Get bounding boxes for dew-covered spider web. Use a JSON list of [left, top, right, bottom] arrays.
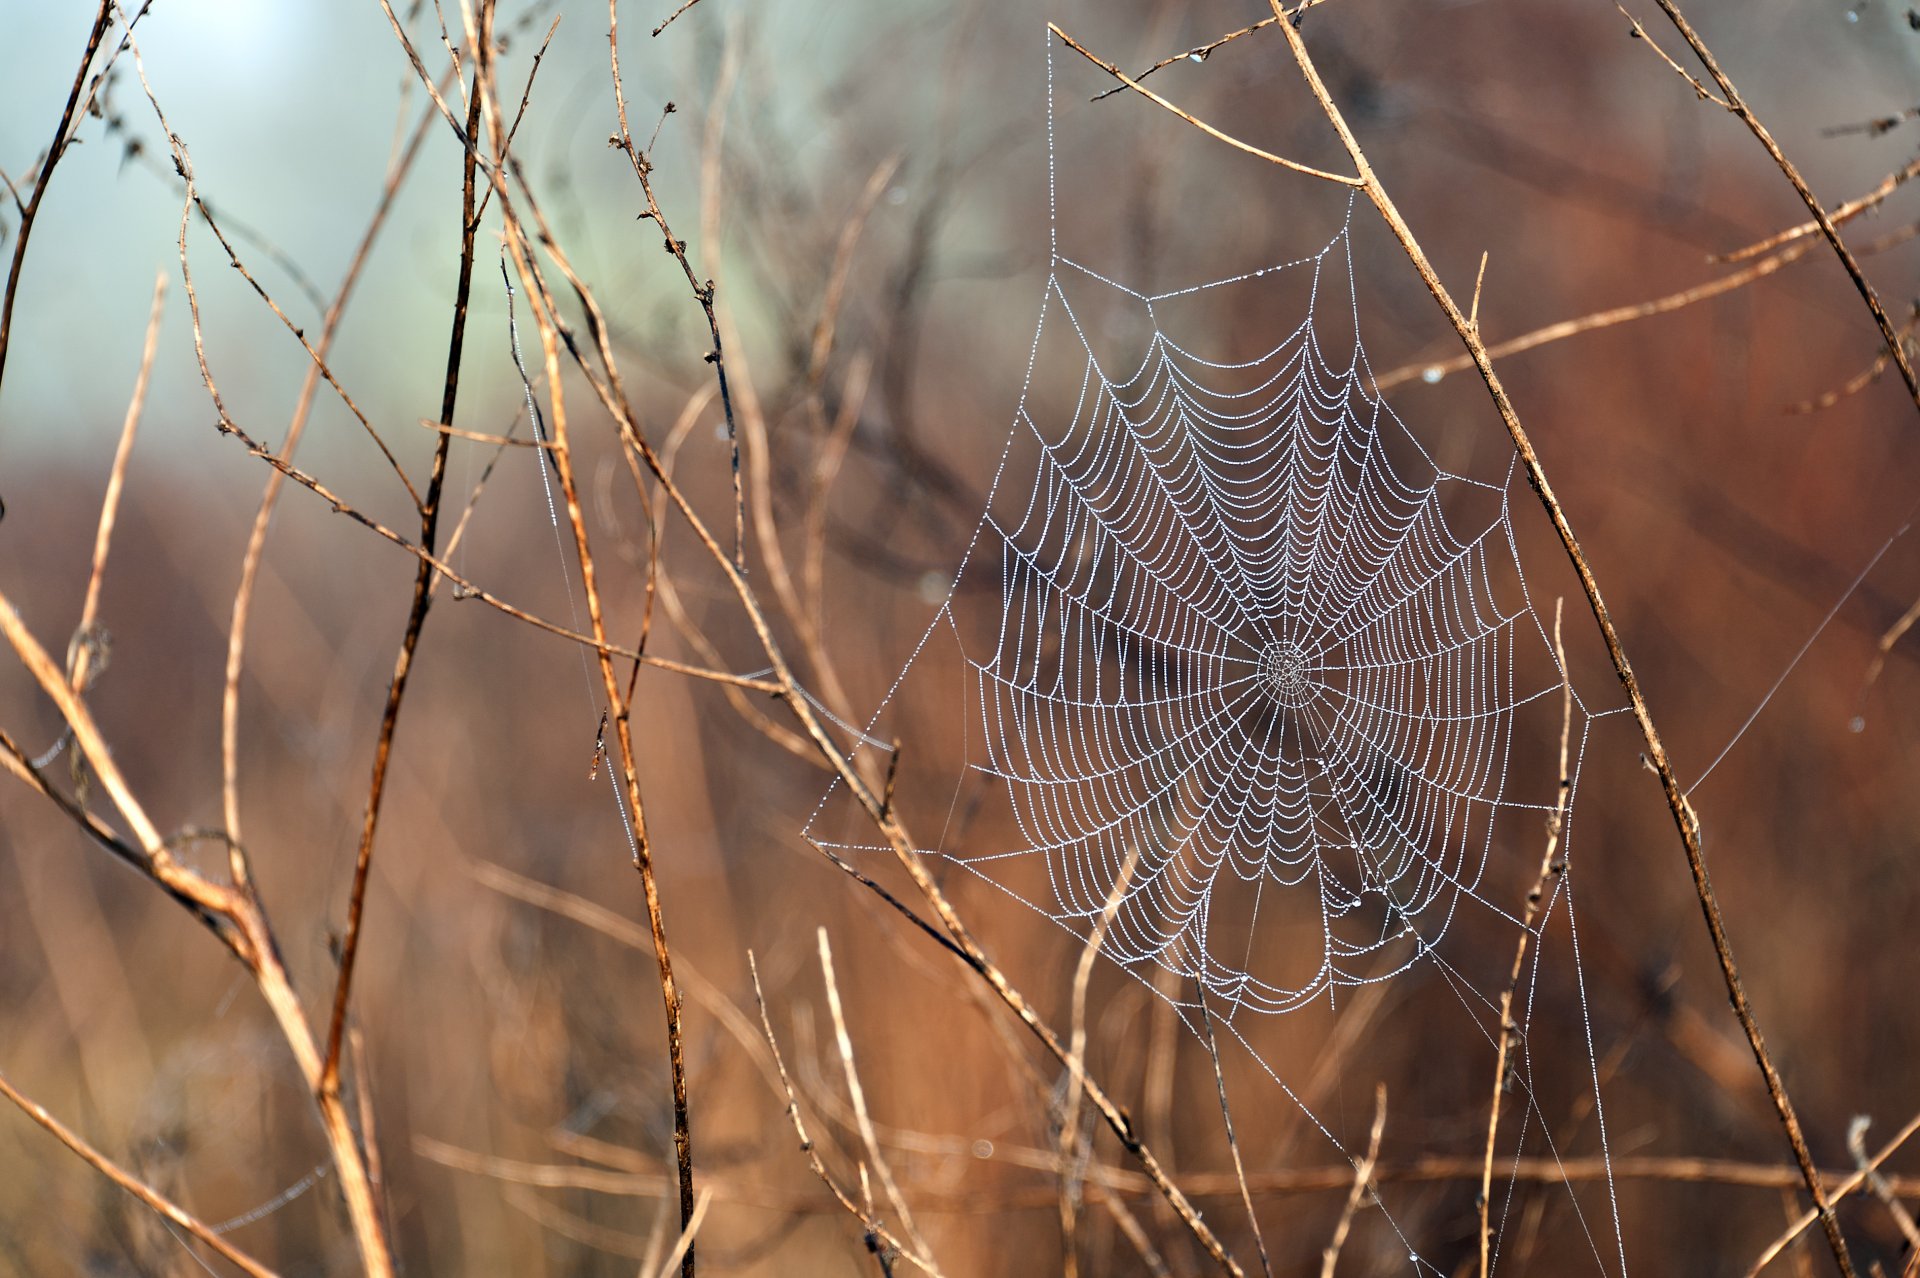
[[808, 33, 1633, 1276]]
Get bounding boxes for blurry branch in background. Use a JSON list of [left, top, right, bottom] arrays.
[[0, 594, 393, 1274], [1636, 0, 1920, 416], [1374, 157, 1920, 394], [1057, 846, 1140, 1278], [0, 1070, 277, 1278], [817, 928, 940, 1271], [753, 952, 936, 1277], [1320, 1084, 1386, 1278]]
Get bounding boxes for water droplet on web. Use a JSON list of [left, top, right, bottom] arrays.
[[1256, 268, 1267, 277], [919, 570, 947, 605], [971, 1139, 994, 1159], [1421, 366, 1444, 384], [1850, 715, 1866, 733]]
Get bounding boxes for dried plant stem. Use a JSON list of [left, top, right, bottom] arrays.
[[317, 15, 484, 1147], [1646, 0, 1919, 418], [0, 1069, 277, 1278], [750, 954, 933, 1276], [0, 1, 113, 406], [1266, 7, 1854, 1274], [71, 269, 166, 693], [1746, 1110, 1920, 1276], [0, 595, 393, 1274], [1049, 25, 1360, 189], [1059, 847, 1140, 1276], [1481, 599, 1573, 1277], [818, 929, 937, 1267], [221, 88, 441, 853], [1320, 1084, 1386, 1278]]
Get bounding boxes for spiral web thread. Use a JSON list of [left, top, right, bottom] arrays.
[[808, 35, 1631, 1275]]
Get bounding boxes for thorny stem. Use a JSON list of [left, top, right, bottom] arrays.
[[1266, 7, 1856, 1275]]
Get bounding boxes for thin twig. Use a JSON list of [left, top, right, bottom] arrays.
[[0, 1070, 277, 1278], [1848, 1118, 1920, 1261], [318, 6, 484, 1107], [72, 269, 166, 694], [1715, 156, 1920, 265], [1050, 24, 1361, 189], [1481, 599, 1573, 1278], [750, 953, 931, 1276], [1267, 7, 1852, 1276], [1647, 0, 1920, 423], [1321, 1084, 1386, 1278], [818, 928, 937, 1268], [1745, 1110, 1920, 1276], [651, 0, 707, 37], [0, 2, 114, 407]]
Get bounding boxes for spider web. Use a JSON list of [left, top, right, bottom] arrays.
[[808, 34, 1630, 1276]]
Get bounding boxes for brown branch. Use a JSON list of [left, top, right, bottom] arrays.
[[1050, 24, 1361, 189], [0, 1069, 277, 1278], [0, 592, 392, 1273], [71, 269, 166, 696], [1647, 0, 1919, 422], [317, 7, 487, 1119], [1267, 7, 1854, 1276], [1374, 226, 1820, 393], [751, 953, 929, 1276], [221, 80, 444, 856], [0, 1, 114, 408], [651, 0, 709, 37]]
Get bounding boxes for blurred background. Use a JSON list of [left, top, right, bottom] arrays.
[[3, 0, 1919, 1273]]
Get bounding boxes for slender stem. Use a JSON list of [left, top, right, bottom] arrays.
[[1648, 0, 1920, 418], [0, 2, 113, 406]]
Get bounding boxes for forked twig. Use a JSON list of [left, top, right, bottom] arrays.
[[0, 594, 393, 1274]]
